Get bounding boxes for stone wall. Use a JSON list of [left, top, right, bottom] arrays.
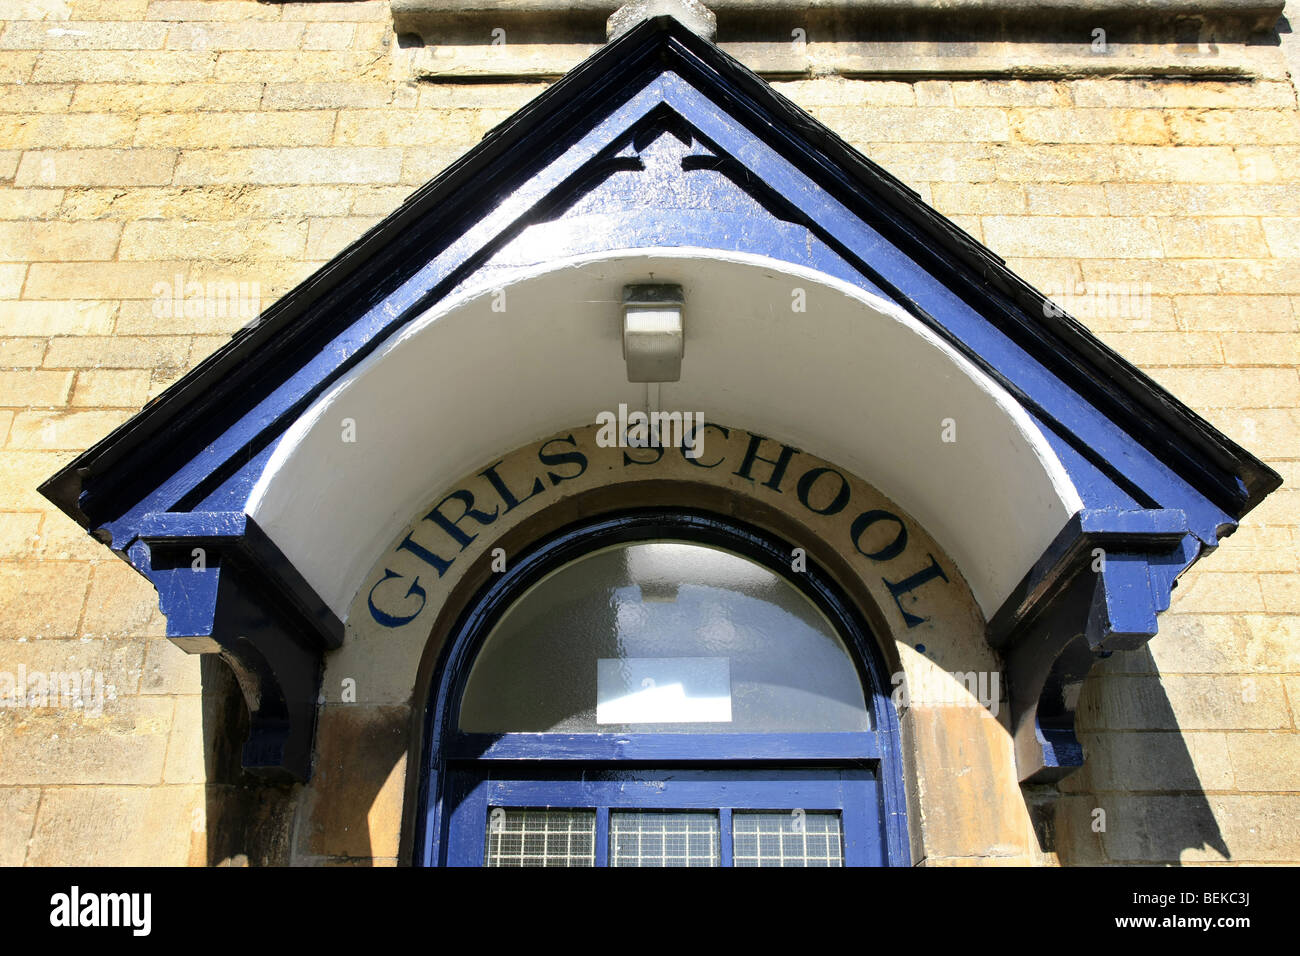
[[0, 0, 1296, 865]]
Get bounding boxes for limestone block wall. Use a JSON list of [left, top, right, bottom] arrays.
[[0, 0, 1295, 865]]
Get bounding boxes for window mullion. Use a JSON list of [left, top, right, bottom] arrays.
[[719, 807, 734, 867], [595, 807, 610, 867]]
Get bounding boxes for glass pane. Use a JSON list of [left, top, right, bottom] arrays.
[[484, 808, 595, 867], [459, 540, 870, 733], [733, 811, 844, 867], [610, 811, 720, 867]]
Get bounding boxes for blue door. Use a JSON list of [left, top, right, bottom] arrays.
[[420, 511, 909, 866]]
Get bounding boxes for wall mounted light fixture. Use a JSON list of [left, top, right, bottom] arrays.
[[622, 283, 684, 382]]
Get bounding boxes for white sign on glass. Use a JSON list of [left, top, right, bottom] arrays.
[[596, 657, 732, 724]]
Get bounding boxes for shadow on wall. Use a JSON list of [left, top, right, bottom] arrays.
[[201, 661, 410, 866], [1032, 646, 1230, 865], [200, 658, 297, 867], [300, 704, 409, 866]]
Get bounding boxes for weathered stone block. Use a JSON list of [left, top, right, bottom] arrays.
[[172, 146, 402, 185], [41, 335, 192, 369], [984, 215, 1163, 259], [0, 221, 121, 261], [0, 560, 90, 639], [14, 148, 176, 187], [0, 187, 63, 219], [1081, 673, 1290, 731], [0, 369, 72, 406], [304, 705, 409, 860], [0, 696, 172, 786], [165, 21, 305, 51], [140, 637, 201, 695], [1229, 733, 1300, 791], [27, 784, 205, 865], [0, 787, 39, 865], [162, 693, 204, 784], [70, 369, 151, 408], [133, 110, 335, 148], [78, 558, 168, 639], [8, 409, 135, 449]]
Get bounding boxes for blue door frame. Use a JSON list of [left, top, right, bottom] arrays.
[[416, 509, 911, 867]]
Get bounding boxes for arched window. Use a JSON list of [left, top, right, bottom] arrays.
[[417, 511, 908, 866]]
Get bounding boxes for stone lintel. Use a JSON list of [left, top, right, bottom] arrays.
[[391, 0, 1285, 42]]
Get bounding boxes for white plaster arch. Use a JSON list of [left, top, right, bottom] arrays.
[[246, 247, 1083, 621]]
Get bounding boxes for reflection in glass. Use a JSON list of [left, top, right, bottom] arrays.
[[459, 540, 870, 733]]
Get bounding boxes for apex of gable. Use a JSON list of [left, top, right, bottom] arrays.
[[608, 1, 717, 40]]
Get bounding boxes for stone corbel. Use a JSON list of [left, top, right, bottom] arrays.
[[125, 512, 343, 783], [988, 509, 1200, 783]]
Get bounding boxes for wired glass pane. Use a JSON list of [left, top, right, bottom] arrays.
[[733, 811, 844, 867], [483, 808, 595, 867], [610, 811, 720, 867]]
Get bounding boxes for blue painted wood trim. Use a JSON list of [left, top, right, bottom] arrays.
[[718, 807, 734, 867], [134, 510, 343, 649], [445, 768, 879, 866], [448, 733, 881, 762], [988, 508, 1191, 647], [595, 808, 610, 868], [987, 508, 1202, 782], [125, 511, 342, 781]]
